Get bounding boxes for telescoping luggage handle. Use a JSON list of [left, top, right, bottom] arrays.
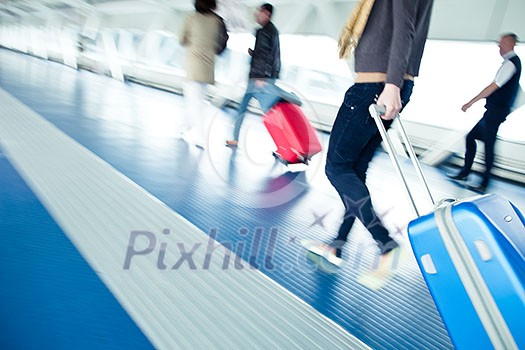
[[369, 104, 435, 217]]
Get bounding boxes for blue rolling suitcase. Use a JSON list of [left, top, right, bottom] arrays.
[[409, 194, 525, 350], [369, 105, 525, 350]]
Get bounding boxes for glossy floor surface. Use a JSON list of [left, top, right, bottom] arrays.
[[1, 48, 524, 349]]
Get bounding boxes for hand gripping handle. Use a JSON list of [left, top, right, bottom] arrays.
[[369, 104, 435, 217]]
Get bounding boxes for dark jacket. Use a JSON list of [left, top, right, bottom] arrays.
[[249, 21, 281, 79]]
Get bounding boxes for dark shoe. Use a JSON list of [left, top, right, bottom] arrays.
[[329, 239, 345, 258], [467, 184, 487, 193], [447, 172, 468, 181], [379, 239, 399, 255]]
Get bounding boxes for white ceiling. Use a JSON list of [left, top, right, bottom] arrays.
[[1, 0, 524, 42]]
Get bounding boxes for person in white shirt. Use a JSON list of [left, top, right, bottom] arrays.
[[448, 33, 521, 192]]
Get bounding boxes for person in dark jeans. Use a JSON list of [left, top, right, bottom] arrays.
[[448, 33, 521, 193], [226, 3, 281, 147], [312, 0, 434, 267], [326, 81, 413, 260]]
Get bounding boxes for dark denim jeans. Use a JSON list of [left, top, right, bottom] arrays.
[[232, 79, 302, 141], [325, 80, 414, 255]]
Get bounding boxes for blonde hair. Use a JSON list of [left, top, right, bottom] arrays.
[[338, 0, 375, 59]]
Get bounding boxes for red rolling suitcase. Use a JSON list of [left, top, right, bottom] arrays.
[[263, 101, 322, 164], [369, 104, 525, 350]]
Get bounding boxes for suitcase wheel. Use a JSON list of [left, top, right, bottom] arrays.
[[272, 151, 289, 165], [272, 151, 310, 166]]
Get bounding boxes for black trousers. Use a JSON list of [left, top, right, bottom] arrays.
[[325, 81, 414, 254], [460, 108, 508, 187]]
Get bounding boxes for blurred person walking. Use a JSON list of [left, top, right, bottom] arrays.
[[448, 33, 521, 193], [180, 0, 228, 149], [225, 3, 281, 148], [307, 0, 434, 269]]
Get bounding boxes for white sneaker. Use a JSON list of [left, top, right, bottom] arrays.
[[357, 247, 406, 290], [301, 239, 344, 267], [180, 129, 206, 149]]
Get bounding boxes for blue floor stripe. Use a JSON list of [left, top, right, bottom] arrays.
[[0, 154, 153, 349]]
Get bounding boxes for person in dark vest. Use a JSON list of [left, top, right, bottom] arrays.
[[449, 33, 521, 192]]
